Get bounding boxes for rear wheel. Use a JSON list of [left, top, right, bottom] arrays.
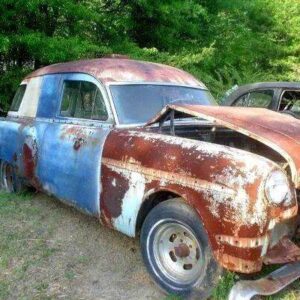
[[140, 198, 222, 299], [0, 161, 25, 193]]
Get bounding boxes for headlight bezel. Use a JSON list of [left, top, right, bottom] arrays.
[[265, 169, 292, 206]]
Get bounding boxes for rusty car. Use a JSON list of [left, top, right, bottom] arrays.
[[221, 82, 300, 119], [1, 58, 300, 299]]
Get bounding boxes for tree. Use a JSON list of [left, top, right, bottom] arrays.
[[0, 0, 299, 108]]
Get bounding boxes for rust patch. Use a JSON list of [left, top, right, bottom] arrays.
[[26, 58, 204, 87], [229, 261, 300, 299], [100, 128, 298, 274], [174, 243, 190, 258], [23, 143, 35, 179], [100, 164, 129, 227], [214, 250, 263, 273], [147, 104, 300, 188], [60, 125, 98, 151], [22, 140, 42, 190], [216, 234, 269, 249]]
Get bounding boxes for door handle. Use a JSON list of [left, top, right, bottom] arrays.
[[73, 137, 85, 150]]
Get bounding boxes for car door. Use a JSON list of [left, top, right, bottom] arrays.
[[36, 73, 114, 216]]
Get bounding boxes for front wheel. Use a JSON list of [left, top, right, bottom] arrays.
[[140, 198, 222, 299]]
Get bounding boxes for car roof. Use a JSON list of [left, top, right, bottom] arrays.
[[25, 58, 206, 88], [235, 81, 300, 90], [222, 81, 300, 105]]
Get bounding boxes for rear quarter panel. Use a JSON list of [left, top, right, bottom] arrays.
[[0, 119, 23, 165]]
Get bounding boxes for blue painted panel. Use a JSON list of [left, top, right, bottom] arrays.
[[37, 74, 62, 118], [0, 119, 49, 179], [37, 73, 99, 119], [37, 122, 110, 215], [35, 73, 112, 215], [0, 120, 22, 164], [0, 72, 111, 217]]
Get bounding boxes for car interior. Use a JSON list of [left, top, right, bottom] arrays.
[[279, 90, 300, 118]]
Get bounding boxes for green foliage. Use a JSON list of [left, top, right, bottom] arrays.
[[211, 271, 236, 299], [0, 0, 299, 107]]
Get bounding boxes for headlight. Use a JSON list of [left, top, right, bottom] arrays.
[[265, 170, 291, 205]]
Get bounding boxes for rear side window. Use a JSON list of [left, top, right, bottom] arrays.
[[234, 90, 273, 108], [10, 85, 27, 111], [279, 90, 300, 118], [60, 81, 108, 121]]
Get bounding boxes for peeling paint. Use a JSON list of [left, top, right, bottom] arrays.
[[147, 104, 300, 188], [100, 128, 298, 274], [112, 170, 146, 236], [26, 58, 205, 88], [1, 59, 299, 279]]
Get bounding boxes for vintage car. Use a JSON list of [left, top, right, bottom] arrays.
[[221, 82, 300, 119], [1, 58, 300, 299]]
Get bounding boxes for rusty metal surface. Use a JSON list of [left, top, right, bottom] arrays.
[[264, 237, 300, 264], [228, 261, 300, 300], [100, 128, 298, 273], [25, 58, 204, 87], [147, 104, 300, 188], [3, 59, 300, 279]]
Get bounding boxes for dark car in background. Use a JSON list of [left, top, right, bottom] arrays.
[[221, 82, 300, 118]]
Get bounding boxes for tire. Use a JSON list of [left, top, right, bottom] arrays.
[[140, 198, 222, 299], [0, 161, 26, 193]]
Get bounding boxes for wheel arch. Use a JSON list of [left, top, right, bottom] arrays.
[[135, 188, 209, 241], [135, 189, 180, 235]]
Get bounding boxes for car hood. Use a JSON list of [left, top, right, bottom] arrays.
[[146, 104, 300, 188]]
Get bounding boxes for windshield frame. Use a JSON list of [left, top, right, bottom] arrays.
[[106, 81, 213, 126]]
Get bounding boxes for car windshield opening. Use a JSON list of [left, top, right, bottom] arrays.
[[110, 84, 216, 124]]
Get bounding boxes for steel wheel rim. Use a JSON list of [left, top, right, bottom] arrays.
[[2, 163, 14, 192], [152, 220, 204, 285]]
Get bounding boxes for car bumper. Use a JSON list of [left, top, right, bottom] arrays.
[[229, 261, 300, 300], [214, 205, 299, 273]]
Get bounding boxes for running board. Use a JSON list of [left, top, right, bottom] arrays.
[[228, 262, 300, 300]]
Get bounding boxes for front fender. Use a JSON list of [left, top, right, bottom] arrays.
[[100, 129, 297, 272]]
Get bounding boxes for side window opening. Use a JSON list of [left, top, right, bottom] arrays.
[[234, 90, 273, 108], [279, 90, 300, 117], [10, 84, 27, 112], [60, 81, 108, 121]]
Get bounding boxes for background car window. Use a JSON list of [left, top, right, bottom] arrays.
[[60, 81, 108, 120], [10, 84, 27, 111], [234, 90, 273, 108], [279, 90, 300, 117]]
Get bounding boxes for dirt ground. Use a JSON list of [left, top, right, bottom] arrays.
[[1, 192, 300, 300], [0, 192, 164, 300]]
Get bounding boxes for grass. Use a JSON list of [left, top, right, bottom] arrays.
[[211, 267, 300, 300], [0, 191, 299, 299], [212, 271, 236, 299], [0, 191, 59, 299]]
